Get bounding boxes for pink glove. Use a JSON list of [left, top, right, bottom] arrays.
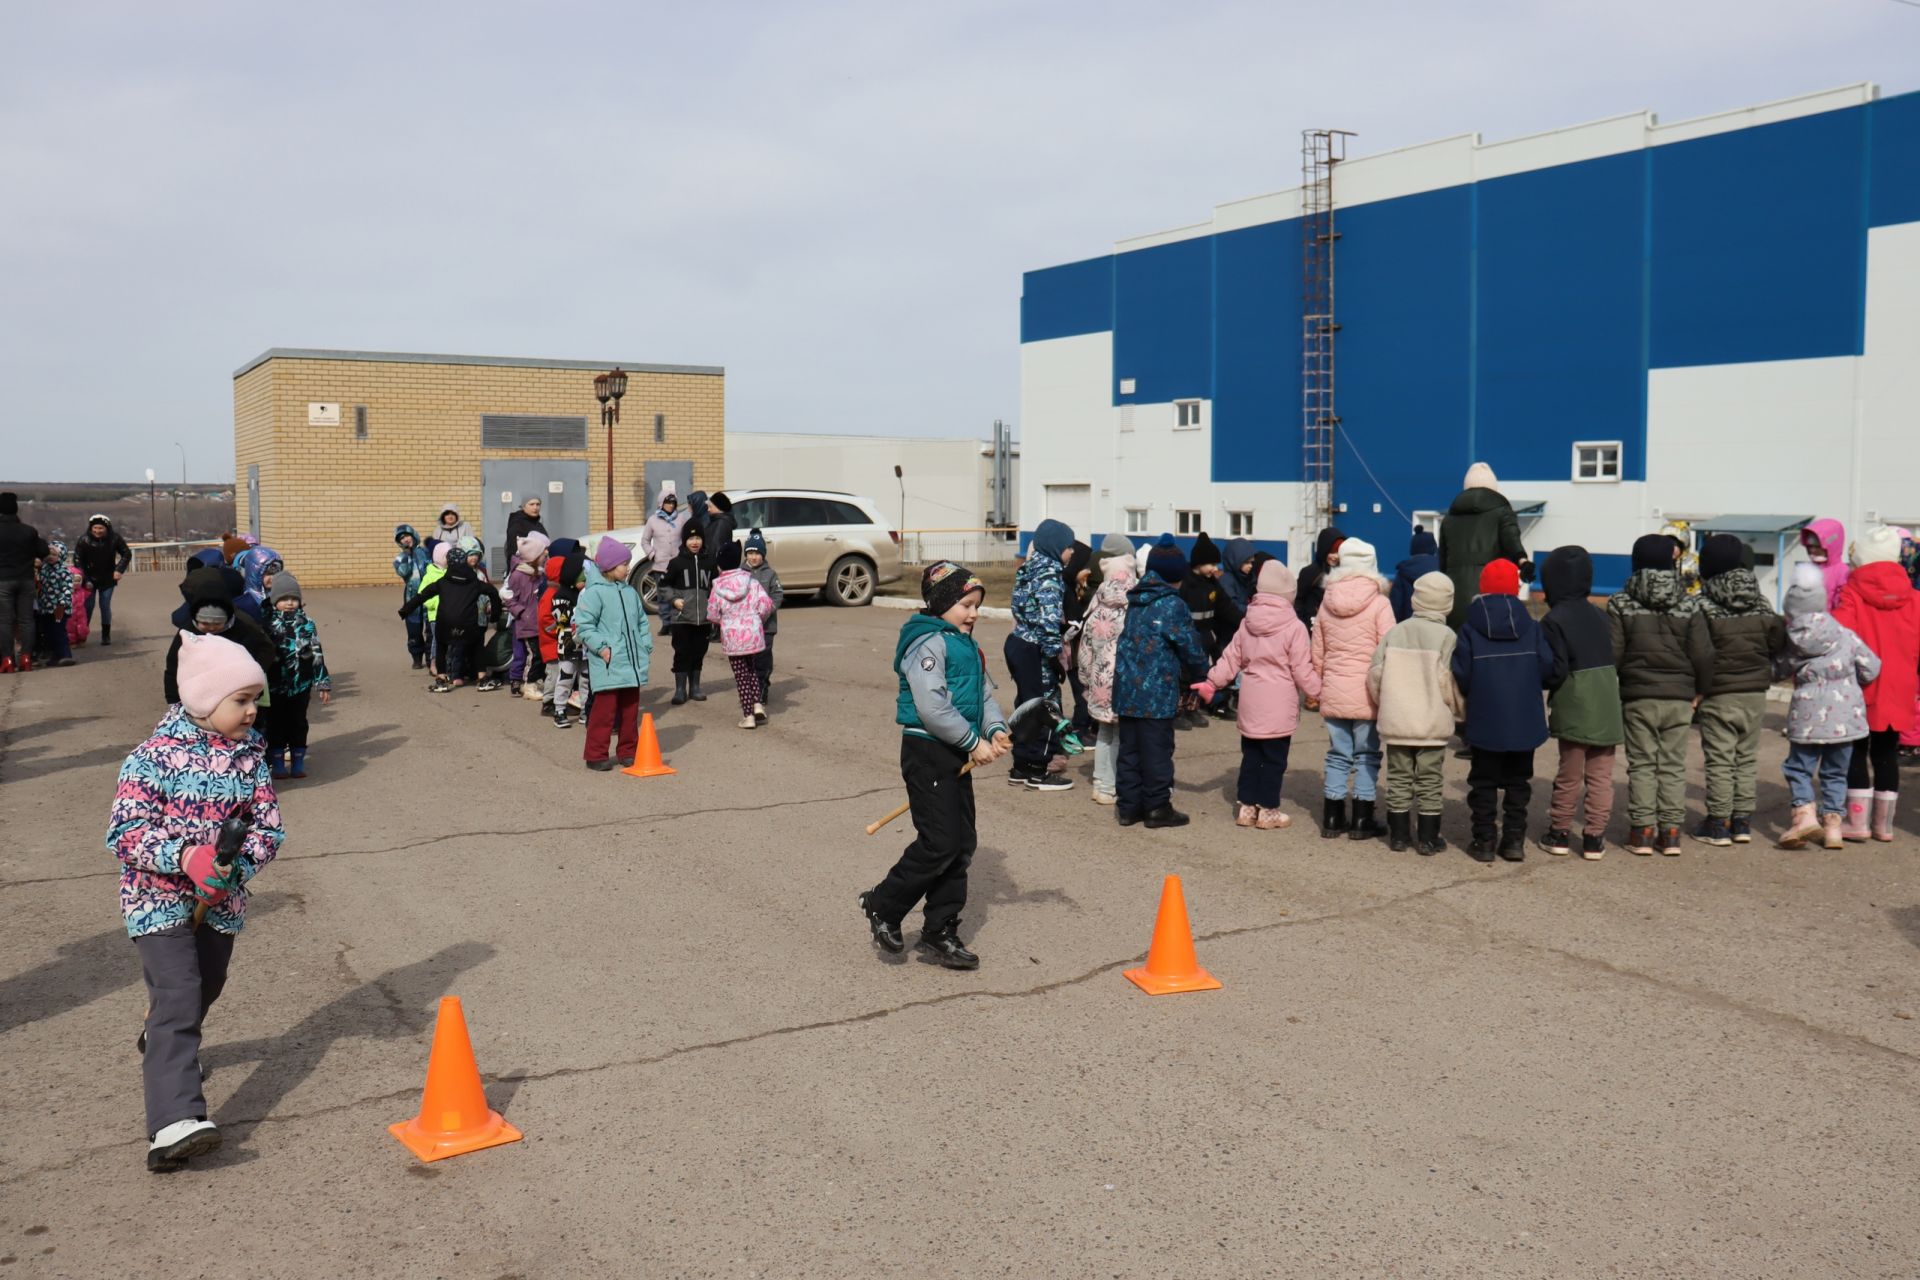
[[181, 845, 235, 904], [1190, 681, 1217, 703]]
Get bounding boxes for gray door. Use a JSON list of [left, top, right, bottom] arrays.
[[246, 466, 261, 539], [480, 459, 591, 576], [644, 460, 695, 515]]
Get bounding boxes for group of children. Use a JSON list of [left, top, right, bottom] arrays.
[[394, 517, 787, 764]]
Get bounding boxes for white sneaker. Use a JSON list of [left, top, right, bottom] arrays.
[[567, 690, 587, 711], [148, 1118, 220, 1171], [521, 684, 544, 702], [752, 702, 768, 724], [1091, 790, 1117, 806], [738, 716, 757, 729]]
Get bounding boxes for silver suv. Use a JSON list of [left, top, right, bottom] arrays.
[[724, 490, 903, 606]]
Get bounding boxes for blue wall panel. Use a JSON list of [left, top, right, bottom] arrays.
[[1650, 109, 1867, 367], [1212, 220, 1304, 482], [1869, 90, 1920, 229], [1020, 255, 1113, 343], [1112, 236, 1212, 404], [1476, 151, 1649, 482], [1330, 186, 1474, 554]]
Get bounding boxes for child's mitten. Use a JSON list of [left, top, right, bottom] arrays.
[[181, 845, 239, 903]]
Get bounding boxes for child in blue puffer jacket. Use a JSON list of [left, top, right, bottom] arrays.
[[392, 524, 431, 668], [1111, 535, 1210, 829], [1006, 518, 1075, 791]]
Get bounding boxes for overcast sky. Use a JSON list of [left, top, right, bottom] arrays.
[[2, 0, 1914, 483]]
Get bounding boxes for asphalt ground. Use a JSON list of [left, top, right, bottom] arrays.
[[2, 572, 1918, 1278]]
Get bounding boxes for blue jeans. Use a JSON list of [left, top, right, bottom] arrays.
[[85, 583, 114, 631], [1784, 741, 1853, 815], [1324, 717, 1381, 801]]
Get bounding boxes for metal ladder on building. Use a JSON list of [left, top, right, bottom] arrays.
[[1300, 128, 1353, 546]]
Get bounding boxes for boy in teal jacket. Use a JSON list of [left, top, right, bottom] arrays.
[[860, 562, 1010, 969]]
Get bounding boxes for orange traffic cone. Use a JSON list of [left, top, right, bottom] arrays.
[[389, 996, 523, 1162], [622, 711, 676, 777], [1123, 874, 1222, 995]]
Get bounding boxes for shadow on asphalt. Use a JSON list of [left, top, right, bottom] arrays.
[[284, 722, 405, 784], [210, 940, 497, 1151], [967, 844, 1076, 933], [0, 894, 297, 1037], [1888, 906, 1920, 951]]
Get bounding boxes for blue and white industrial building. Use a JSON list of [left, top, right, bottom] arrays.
[[1019, 83, 1920, 594]]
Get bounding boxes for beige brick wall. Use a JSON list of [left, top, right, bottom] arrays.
[[233, 355, 724, 586]]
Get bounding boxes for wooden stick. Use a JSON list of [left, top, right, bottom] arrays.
[[864, 760, 980, 835]]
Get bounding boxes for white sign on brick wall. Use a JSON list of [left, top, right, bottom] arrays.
[[308, 402, 340, 426]]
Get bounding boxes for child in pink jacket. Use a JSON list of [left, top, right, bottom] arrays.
[[1311, 537, 1396, 839], [708, 540, 775, 728], [1193, 560, 1321, 829]]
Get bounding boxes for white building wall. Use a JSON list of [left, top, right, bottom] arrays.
[[725, 431, 1017, 538]]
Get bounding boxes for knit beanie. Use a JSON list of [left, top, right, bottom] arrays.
[[591, 535, 630, 573], [175, 631, 267, 717], [1631, 532, 1676, 573], [455, 535, 483, 562], [1478, 558, 1521, 596], [0, 492, 15, 516], [1255, 559, 1296, 600], [1099, 530, 1133, 558], [1463, 462, 1499, 491], [1784, 564, 1827, 617], [1408, 527, 1437, 557], [921, 560, 984, 617], [745, 528, 769, 558], [516, 531, 551, 564], [1189, 531, 1222, 569], [711, 492, 733, 513], [1849, 524, 1902, 568], [1412, 571, 1455, 620], [432, 543, 450, 568], [717, 540, 743, 572], [1145, 533, 1188, 584], [268, 572, 302, 604], [193, 603, 231, 630], [1328, 537, 1378, 582], [1699, 533, 1746, 581]]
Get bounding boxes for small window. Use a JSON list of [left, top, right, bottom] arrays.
[[823, 500, 873, 525], [654, 413, 665, 443], [1228, 510, 1253, 537], [354, 406, 368, 439], [1573, 441, 1621, 483], [1125, 507, 1149, 534], [1176, 509, 1203, 536], [1175, 400, 1203, 430]]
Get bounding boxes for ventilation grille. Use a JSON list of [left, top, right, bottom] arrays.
[[480, 414, 588, 451]]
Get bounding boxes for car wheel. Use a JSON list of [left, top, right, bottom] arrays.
[[826, 555, 875, 607], [640, 572, 660, 615]]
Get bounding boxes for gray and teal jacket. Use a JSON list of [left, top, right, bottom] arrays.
[[267, 606, 331, 697], [894, 613, 1009, 753], [393, 524, 430, 598]]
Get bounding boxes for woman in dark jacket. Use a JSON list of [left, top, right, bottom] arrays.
[[502, 497, 548, 569], [1062, 539, 1094, 732], [1294, 526, 1345, 629], [1438, 463, 1529, 629], [74, 514, 132, 644], [701, 493, 738, 568]]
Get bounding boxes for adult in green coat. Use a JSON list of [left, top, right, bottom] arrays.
[[1438, 462, 1530, 628]]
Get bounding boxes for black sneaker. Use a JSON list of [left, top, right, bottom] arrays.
[[1468, 835, 1497, 863], [1660, 825, 1684, 856], [427, 678, 453, 693], [1116, 808, 1143, 827], [509, 681, 523, 697], [1691, 817, 1732, 847], [1727, 815, 1753, 844], [475, 677, 504, 692], [553, 712, 572, 729], [585, 758, 615, 772], [1143, 806, 1190, 829], [1538, 827, 1573, 856], [858, 891, 904, 954], [1026, 772, 1074, 793], [1581, 833, 1606, 860], [917, 921, 979, 970], [1497, 828, 1526, 862], [1007, 764, 1036, 788], [411, 656, 426, 670]]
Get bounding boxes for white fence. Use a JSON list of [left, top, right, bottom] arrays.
[[899, 528, 1021, 565], [128, 541, 220, 575]]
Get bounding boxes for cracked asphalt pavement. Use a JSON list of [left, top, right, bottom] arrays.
[[4, 573, 1920, 1277]]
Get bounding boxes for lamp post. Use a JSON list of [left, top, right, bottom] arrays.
[[893, 464, 905, 543], [596, 367, 628, 530], [145, 468, 157, 541], [173, 442, 185, 540]]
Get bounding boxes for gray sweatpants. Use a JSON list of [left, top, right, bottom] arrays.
[[0, 576, 32, 661], [135, 926, 234, 1136]]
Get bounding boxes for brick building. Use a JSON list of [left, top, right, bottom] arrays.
[[233, 348, 725, 586]]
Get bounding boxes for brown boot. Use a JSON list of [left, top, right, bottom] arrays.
[[1821, 810, 1845, 851], [1778, 804, 1820, 849], [1871, 791, 1897, 843]]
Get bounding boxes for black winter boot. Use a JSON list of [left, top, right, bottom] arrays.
[[858, 890, 904, 954], [918, 919, 979, 969], [1348, 799, 1386, 841], [1320, 797, 1349, 839], [1468, 830, 1498, 862], [1386, 811, 1412, 852], [1497, 825, 1527, 862], [1416, 813, 1447, 856], [101, 624, 112, 646], [671, 673, 688, 705], [690, 675, 707, 701]]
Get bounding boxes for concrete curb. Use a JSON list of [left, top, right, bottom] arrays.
[[874, 595, 1013, 620]]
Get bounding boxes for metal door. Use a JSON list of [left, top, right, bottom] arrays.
[[480, 459, 590, 576], [644, 460, 694, 516], [246, 466, 261, 539]]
